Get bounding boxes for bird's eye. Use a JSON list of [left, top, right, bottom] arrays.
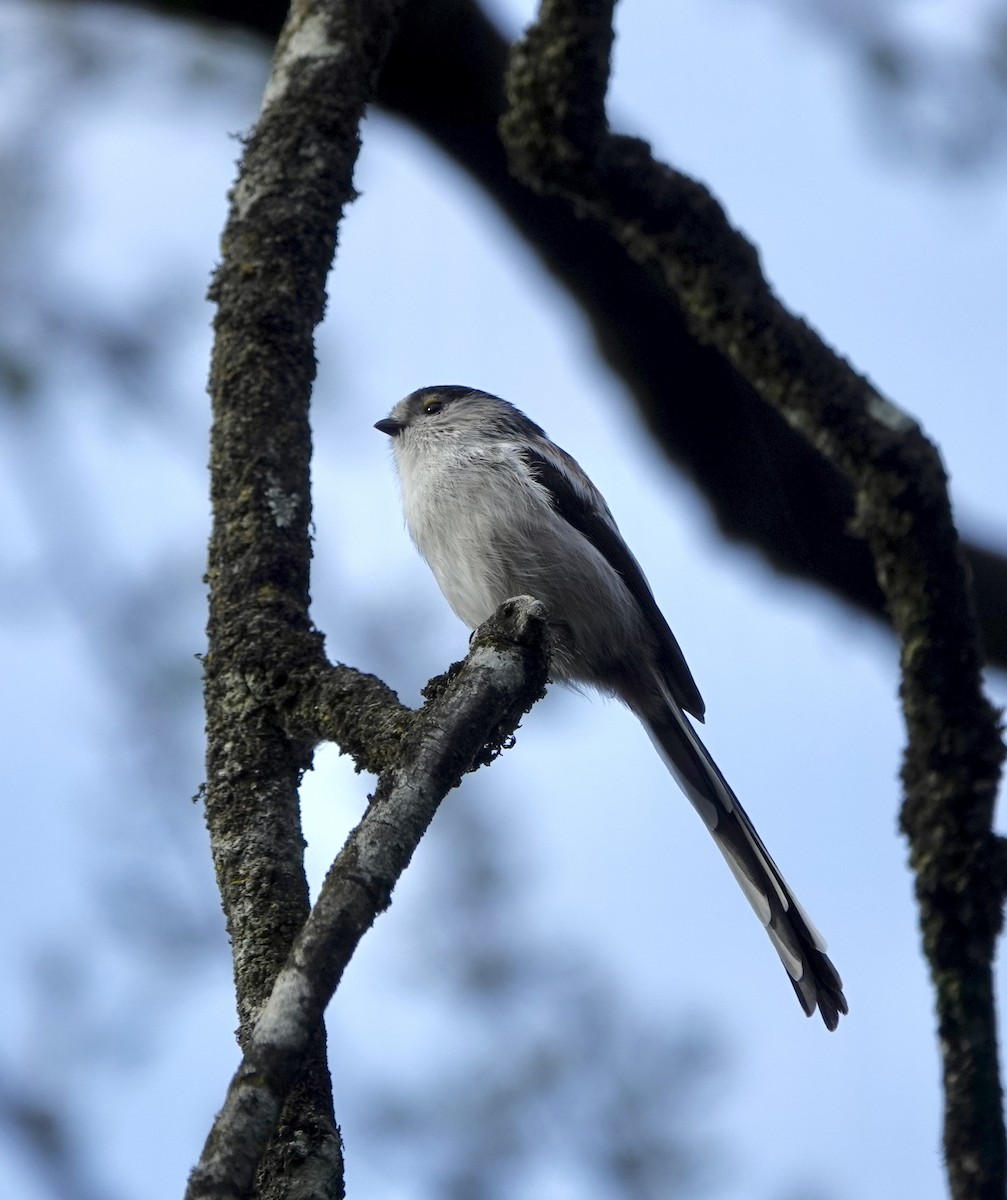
[[423, 398, 443, 415]]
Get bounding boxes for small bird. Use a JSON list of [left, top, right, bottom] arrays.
[[376, 385, 847, 1029]]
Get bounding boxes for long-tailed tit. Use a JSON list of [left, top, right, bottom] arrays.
[[376, 385, 847, 1029]]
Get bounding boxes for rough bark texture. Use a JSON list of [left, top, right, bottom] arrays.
[[135, 0, 1007, 669], [191, 599, 550, 1200], [499, 3, 1006, 1198], [202, 2, 403, 1196], [49, 0, 1001, 1190]]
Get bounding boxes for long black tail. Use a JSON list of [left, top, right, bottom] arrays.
[[641, 700, 847, 1030]]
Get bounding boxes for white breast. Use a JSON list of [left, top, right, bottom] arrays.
[[392, 431, 647, 687], [395, 436, 535, 628]]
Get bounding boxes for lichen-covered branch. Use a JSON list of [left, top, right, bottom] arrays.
[[500, 3, 1007, 1196], [102, 0, 1007, 667], [280, 660, 411, 776], [202, 1, 403, 1197], [188, 598, 550, 1200]]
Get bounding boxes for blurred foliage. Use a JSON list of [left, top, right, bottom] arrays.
[[756, 0, 1007, 173], [0, 10, 255, 1198], [0, 18, 725, 1200], [3, 1, 1000, 1197], [360, 802, 725, 1199]]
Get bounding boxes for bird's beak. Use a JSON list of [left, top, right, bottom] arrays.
[[374, 418, 405, 437]]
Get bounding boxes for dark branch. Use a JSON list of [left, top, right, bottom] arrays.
[[188, 597, 551, 1200], [500, 3, 1006, 1197], [103, 0, 1007, 667], [202, 1, 403, 1197], [281, 661, 410, 776]]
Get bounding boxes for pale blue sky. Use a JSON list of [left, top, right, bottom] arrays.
[[1, 1, 1005, 1198]]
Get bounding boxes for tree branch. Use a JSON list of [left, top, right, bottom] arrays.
[[281, 661, 411, 776], [202, 1, 403, 1196], [121, 0, 1007, 668], [499, 3, 1006, 1197], [188, 597, 551, 1200]]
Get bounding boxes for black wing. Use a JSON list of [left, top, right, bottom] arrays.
[[522, 445, 706, 721]]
